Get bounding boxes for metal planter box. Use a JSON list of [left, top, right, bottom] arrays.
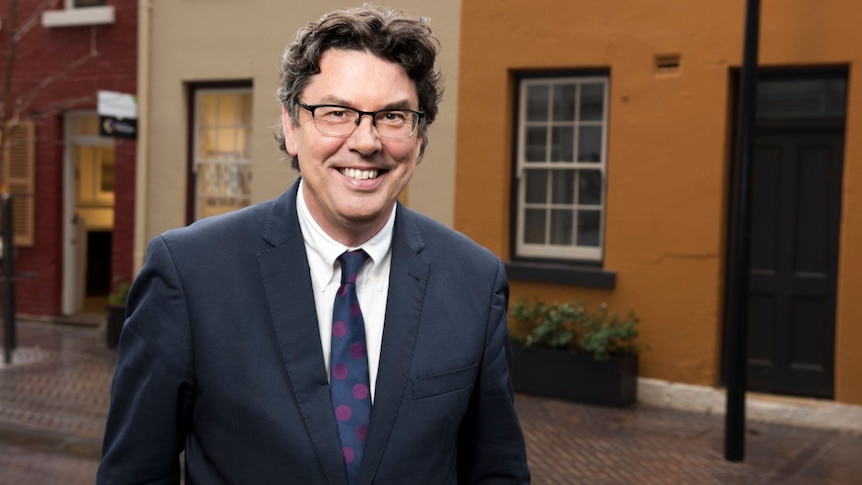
[[510, 344, 638, 407]]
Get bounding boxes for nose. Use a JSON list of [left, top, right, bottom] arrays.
[[347, 114, 382, 154]]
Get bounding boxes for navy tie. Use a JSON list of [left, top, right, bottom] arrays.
[[330, 250, 371, 483]]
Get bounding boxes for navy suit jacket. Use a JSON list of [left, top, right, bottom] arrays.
[[97, 181, 530, 484]]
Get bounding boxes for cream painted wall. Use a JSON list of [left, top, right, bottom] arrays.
[[142, 0, 460, 246]]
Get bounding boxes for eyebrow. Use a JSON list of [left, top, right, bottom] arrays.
[[314, 95, 416, 111]]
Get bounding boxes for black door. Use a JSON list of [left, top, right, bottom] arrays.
[[746, 129, 843, 398]]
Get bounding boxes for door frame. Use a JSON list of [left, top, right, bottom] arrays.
[[721, 66, 848, 398], [61, 111, 115, 315]]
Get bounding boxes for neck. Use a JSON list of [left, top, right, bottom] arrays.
[[323, 219, 385, 248]]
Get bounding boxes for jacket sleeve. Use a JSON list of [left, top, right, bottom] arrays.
[[457, 259, 531, 483], [97, 235, 195, 485]]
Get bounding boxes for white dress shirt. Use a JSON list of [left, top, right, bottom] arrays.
[[296, 181, 393, 402]]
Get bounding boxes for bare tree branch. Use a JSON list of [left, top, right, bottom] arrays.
[[12, 0, 62, 43], [1, 0, 21, 192], [28, 94, 94, 121], [12, 26, 99, 121]]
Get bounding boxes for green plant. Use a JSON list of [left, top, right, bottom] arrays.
[[508, 297, 644, 361], [107, 279, 131, 307]]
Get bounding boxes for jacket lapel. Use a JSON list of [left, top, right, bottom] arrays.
[[358, 205, 429, 485], [257, 181, 347, 485]]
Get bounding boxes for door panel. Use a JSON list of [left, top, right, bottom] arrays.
[[746, 132, 842, 398]]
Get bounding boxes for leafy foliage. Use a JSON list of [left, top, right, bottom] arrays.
[[107, 279, 131, 307], [508, 297, 644, 361]]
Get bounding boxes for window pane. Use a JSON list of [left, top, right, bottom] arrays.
[[577, 125, 602, 162], [577, 210, 601, 247], [526, 85, 549, 121], [100, 147, 115, 192], [552, 84, 576, 121], [577, 169, 602, 205], [242, 127, 253, 158], [198, 94, 216, 127], [524, 209, 546, 244], [71, 115, 99, 135], [550, 209, 574, 245], [580, 83, 604, 121], [235, 128, 248, 159], [525, 169, 548, 204], [217, 93, 237, 125], [198, 162, 251, 199], [551, 169, 574, 204], [551, 126, 574, 162], [239, 92, 253, 125], [196, 161, 252, 218], [198, 128, 214, 159], [525, 127, 547, 162]]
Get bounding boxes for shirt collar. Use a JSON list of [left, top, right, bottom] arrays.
[[297, 180, 394, 291]]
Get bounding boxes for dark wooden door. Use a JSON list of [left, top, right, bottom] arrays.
[[746, 130, 843, 398]]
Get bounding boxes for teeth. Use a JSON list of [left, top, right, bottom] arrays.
[[341, 168, 378, 180]]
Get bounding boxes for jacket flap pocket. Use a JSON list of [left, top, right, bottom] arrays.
[[412, 363, 478, 399]]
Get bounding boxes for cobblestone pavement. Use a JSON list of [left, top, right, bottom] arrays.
[[1, 320, 861, 484], [518, 395, 862, 484]]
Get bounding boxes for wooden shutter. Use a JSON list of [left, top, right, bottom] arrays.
[[2, 121, 36, 247]]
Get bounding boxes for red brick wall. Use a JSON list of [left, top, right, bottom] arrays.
[[112, 138, 136, 287], [1, 0, 138, 316]]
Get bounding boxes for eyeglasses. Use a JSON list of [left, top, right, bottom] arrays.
[[297, 101, 424, 139]]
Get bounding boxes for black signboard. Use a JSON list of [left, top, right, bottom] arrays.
[[99, 116, 137, 139]]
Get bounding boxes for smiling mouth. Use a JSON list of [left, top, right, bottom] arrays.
[[339, 167, 382, 180]]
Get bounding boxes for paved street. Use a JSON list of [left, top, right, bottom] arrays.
[[1, 320, 861, 484]]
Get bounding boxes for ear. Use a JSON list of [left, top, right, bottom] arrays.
[[281, 105, 298, 157]]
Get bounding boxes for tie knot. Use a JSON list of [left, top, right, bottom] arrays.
[[338, 250, 368, 284]]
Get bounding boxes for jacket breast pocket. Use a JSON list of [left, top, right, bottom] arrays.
[[412, 363, 478, 400]]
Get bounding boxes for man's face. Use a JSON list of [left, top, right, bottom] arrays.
[[282, 49, 421, 245]]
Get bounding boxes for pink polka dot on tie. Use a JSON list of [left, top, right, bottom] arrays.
[[333, 363, 348, 380], [348, 273, 359, 284], [356, 425, 368, 442], [350, 301, 362, 317], [338, 285, 348, 297], [336, 404, 352, 421], [349, 343, 366, 359], [333, 321, 348, 338], [343, 446, 355, 464], [353, 383, 369, 400]]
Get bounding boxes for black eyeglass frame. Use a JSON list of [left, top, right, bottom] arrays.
[[296, 101, 425, 139]]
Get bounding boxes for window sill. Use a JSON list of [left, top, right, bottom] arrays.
[[42, 6, 115, 28], [505, 261, 616, 289]]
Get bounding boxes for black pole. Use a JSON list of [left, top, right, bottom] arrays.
[[2, 194, 16, 365], [725, 0, 761, 462]]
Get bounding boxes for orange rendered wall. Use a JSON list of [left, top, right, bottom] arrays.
[[456, 0, 862, 404]]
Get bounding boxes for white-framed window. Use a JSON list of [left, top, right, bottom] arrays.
[[514, 75, 609, 262], [191, 87, 253, 221], [42, 0, 115, 28]]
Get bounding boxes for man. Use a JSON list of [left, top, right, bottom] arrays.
[[98, 6, 529, 484]]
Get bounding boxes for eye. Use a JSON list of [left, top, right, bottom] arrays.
[[378, 111, 409, 124], [318, 107, 351, 121]]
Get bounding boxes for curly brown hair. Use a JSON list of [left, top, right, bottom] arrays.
[[275, 5, 443, 169]]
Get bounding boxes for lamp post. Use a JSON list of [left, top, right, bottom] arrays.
[[725, 0, 761, 462]]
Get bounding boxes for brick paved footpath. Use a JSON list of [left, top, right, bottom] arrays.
[[1, 320, 861, 484]]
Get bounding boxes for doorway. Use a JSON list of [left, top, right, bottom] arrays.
[[62, 112, 116, 315], [726, 69, 846, 399]]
